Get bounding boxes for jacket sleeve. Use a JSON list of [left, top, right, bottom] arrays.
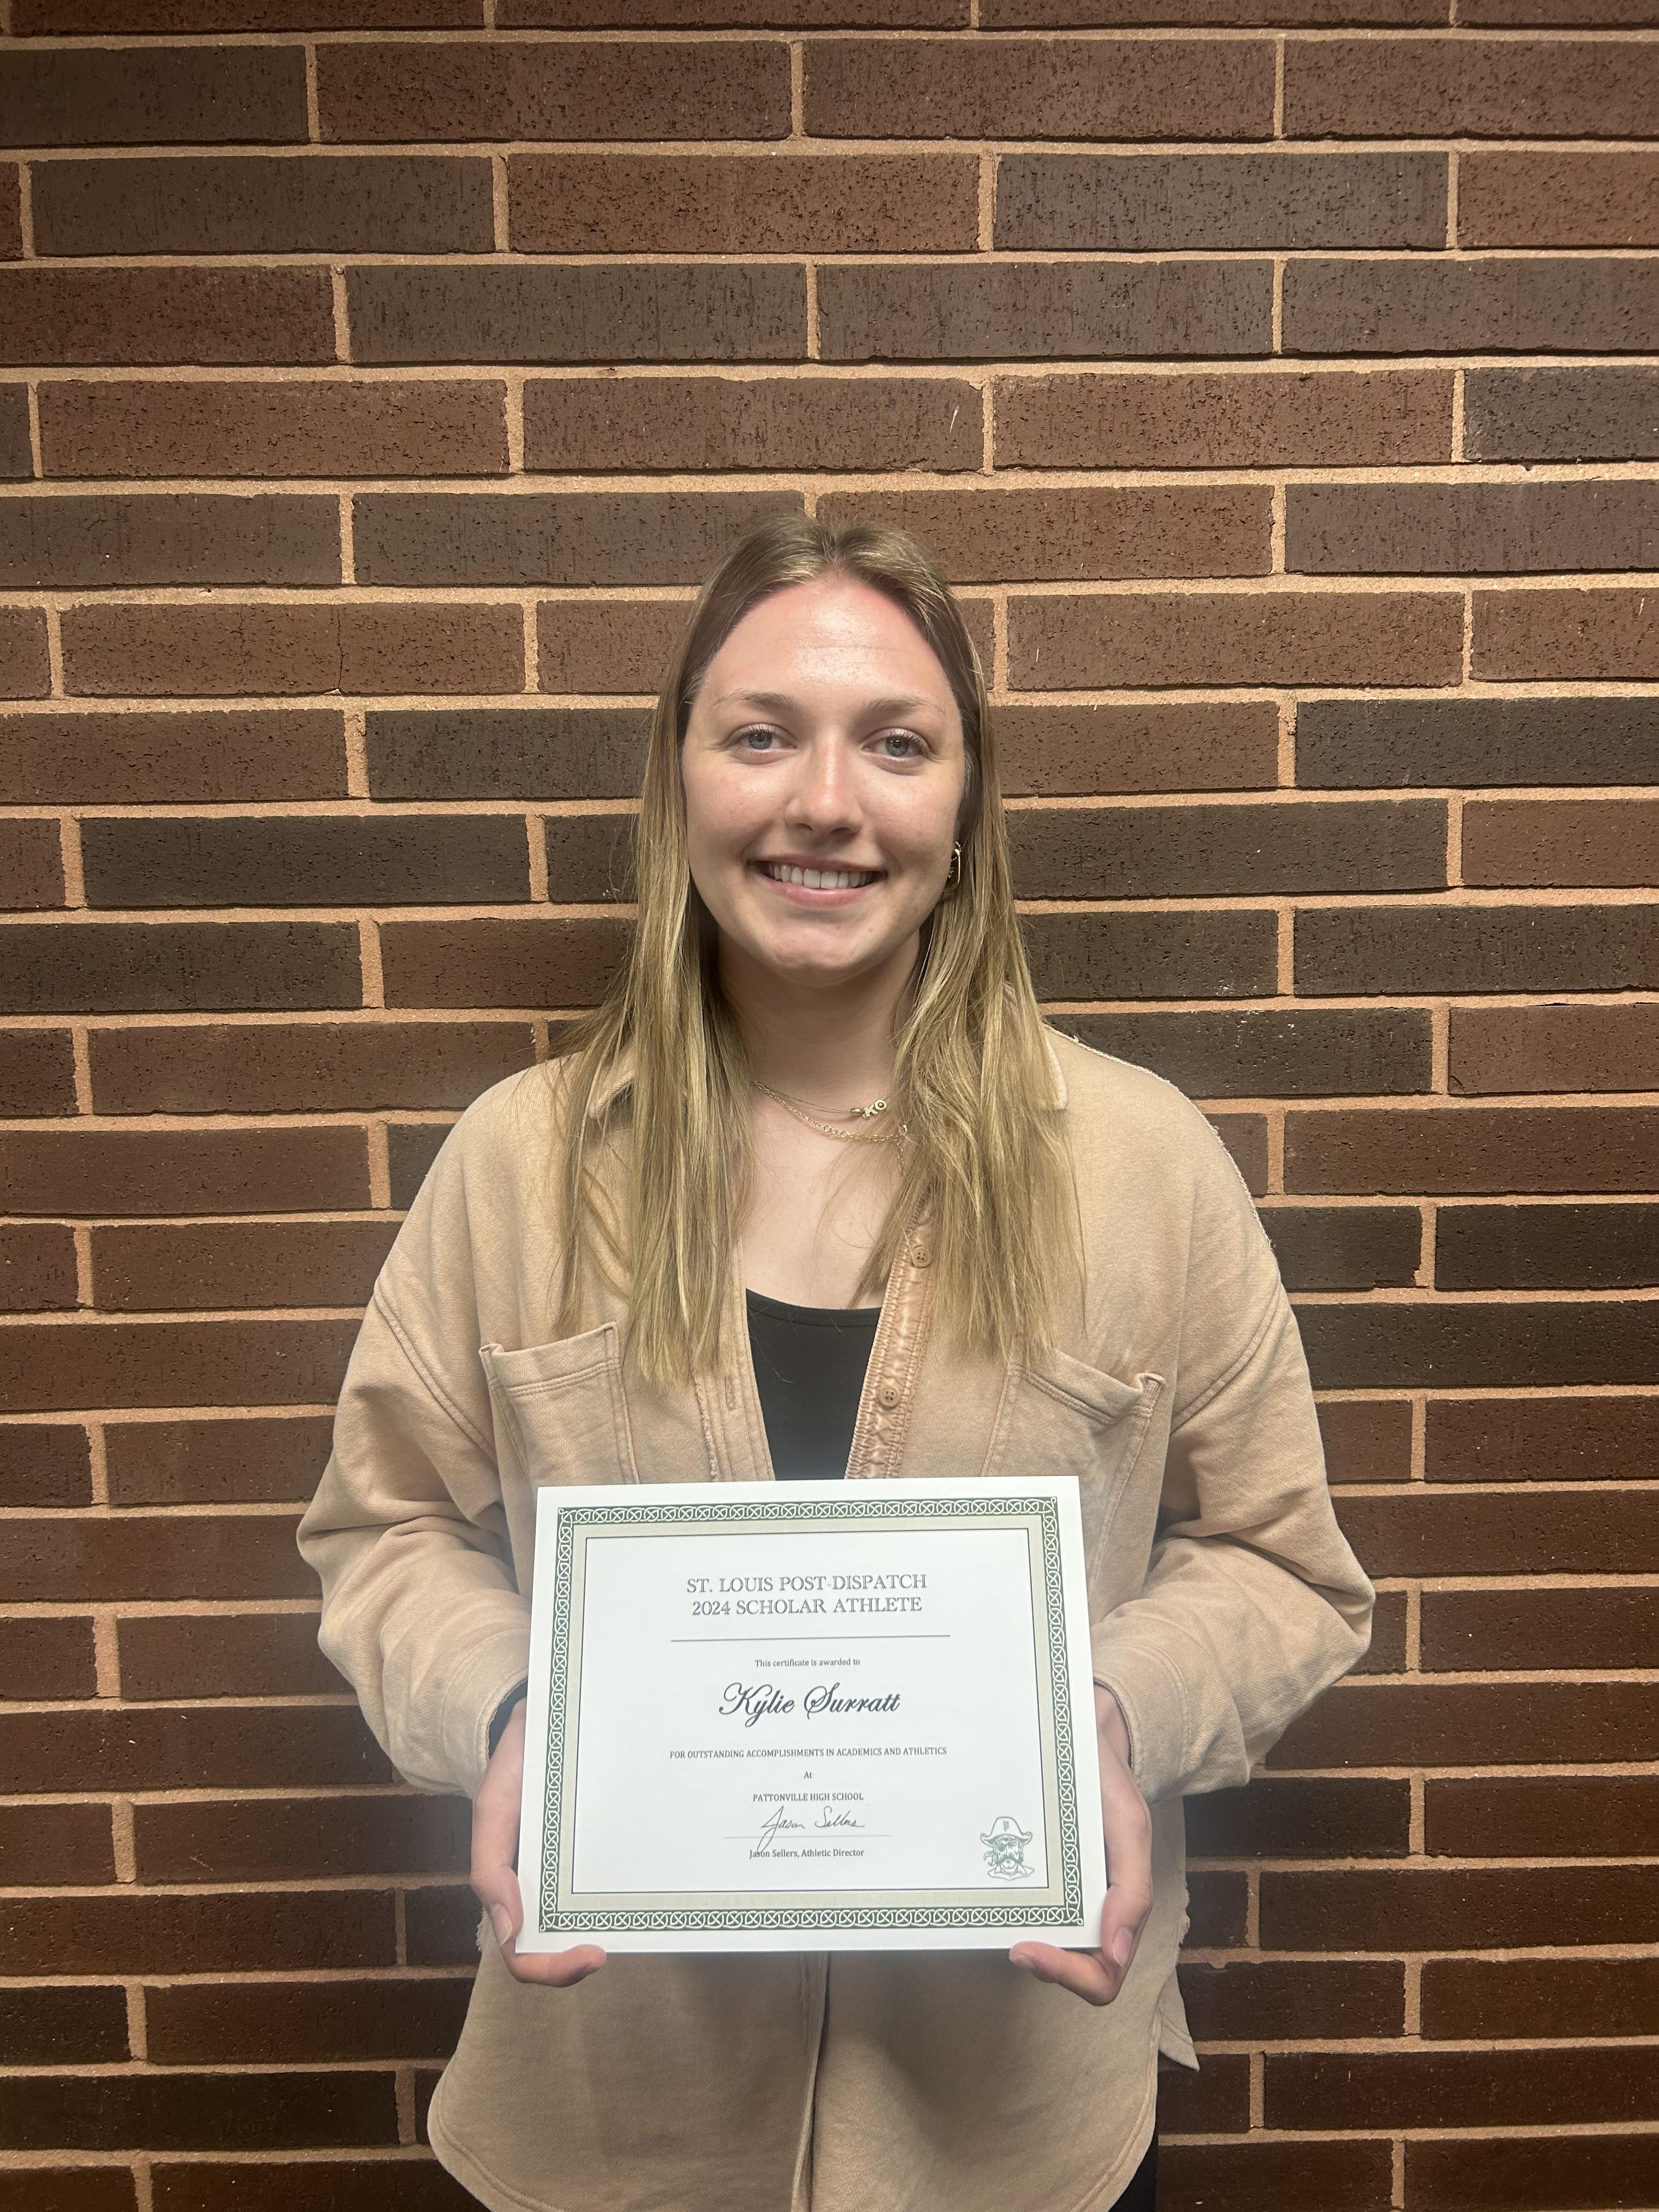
[[296, 1095, 535, 1800], [1090, 1118, 1375, 1807]]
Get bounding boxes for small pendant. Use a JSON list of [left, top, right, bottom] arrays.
[[848, 1098, 889, 1121]]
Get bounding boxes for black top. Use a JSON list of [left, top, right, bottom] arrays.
[[746, 1288, 881, 1482]]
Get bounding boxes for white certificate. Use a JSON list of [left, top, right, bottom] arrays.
[[516, 1477, 1107, 1953]]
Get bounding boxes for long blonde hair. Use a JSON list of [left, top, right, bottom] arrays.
[[555, 516, 1076, 1383]]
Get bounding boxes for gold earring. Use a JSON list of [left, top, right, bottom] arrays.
[[944, 843, 962, 891]]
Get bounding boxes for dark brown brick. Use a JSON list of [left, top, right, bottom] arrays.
[[1427, 1393, 1659, 1482], [1009, 590, 1461, 689], [0, 818, 64, 909], [0, 268, 335, 366], [0, 168, 18, 259], [2, 709, 346, 803], [994, 368, 1453, 469], [505, 0, 961, 15], [1066, 1008, 1431, 1098], [524, 374, 981, 475], [0, 1421, 92, 1506], [1298, 1298, 1659, 1391], [349, 264, 805, 366], [43, 378, 509, 481], [1, 1126, 366, 1217], [1291, 479, 1659, 574], [1465, 366, 1659, 462], [541, 812, 634, 902], [119, 1611, 341, 1700], [0, 922, 360, 1014], [1274, 1677, 1659, 1769], [1011, 797, 1444, 898], [0, 608, 50, 696], [1438, 1200, 1659, 1288], [1284, 257, 1659, 356], [1318, 1397, 1413, 1484], [18, 0, 481, 22], [1023, 910, 1278, 1002], [0, 1317, 358, 1413], [135, 1792, 469, 1884], [1287, 1105, 1659, 1194], [35, 156, 493, 257], [319, 38, 789, 142], [1156, 2052, 1248, 2133], [1425, 1778, 1659, 1861], [998, 151, 1444, 250], [0, 383, 32, 476], [388, 1120, 457, 1207], [0, 1801, 114, 1885], [0, 1708, 389, 1800], [0, 492, 338, 588], [1409, 2134, 1659, 2212], [354, 489, 801, 589], [150, 2162, 471, 2212], [91, 1218, 398, 1312], [1273, 2048, 1659, 2137], [0, 45, 307, 146], [1260, 1204, 1420, 1290], [819, 259, 1272, 363], [367, 707, 648, 800], [404, 1883, 485, 1967], [381, 914, 628, 1009], [1184, 1775, 1411, 1859], [0, 2070, 398, 2154], [806, 36, 1273, 138], [1356, 1588, 1409, 1674], [1295, 696, 1658, 789], [106, 1414, 335, 1506], [984, 0, 1441, 16], [149, 1977, 471, 2066], [10, 1510, 311, 1601], [1262, 1864, 1659, 1951], [92, 1020, 534, 1116], [0, 1613, 96, 1697], [0, 1029, 77, 1116], [511, 152, 976, 253], [1208, 1112, 1268, 1195], [0, 2174, 133, 2212], [1180, 1960, 1404, 2041], [1160, 2141, 1391, 2212], [1465, 0, 1659, 16], [1476, 586, 1659, 681], [1185, 1869, 1248, 1949], [1460, 150, 1659, 248], [1296, 902, 1659, 998], [1000, 703, 1279, 796], [819, 486, 1271, 582], [61, 602, 524, 698], [1423, 1589, 1659, 1673], [0, 1985, 128, 2064], [82, 814, 530, 910], [1285, 35, 1659, 136], [1340, 1485, 1659, 1576]]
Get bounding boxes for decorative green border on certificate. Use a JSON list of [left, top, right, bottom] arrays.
[[537, 1493, 1082, 1934]]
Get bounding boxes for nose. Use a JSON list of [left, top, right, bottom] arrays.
[[782, 735, 860, 838]]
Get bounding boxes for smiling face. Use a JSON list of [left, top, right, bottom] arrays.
[[679, 575, 968, 1001]]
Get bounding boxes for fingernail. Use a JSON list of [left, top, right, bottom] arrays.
[[490, 1905, 513, 1949], [1111, 1929, 1133, 1967]]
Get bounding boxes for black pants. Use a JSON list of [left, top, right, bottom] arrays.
[[1110, 2131, 1158, 2212]]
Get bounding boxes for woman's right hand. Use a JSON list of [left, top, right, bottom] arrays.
[[471, 1699, 607, 1987]]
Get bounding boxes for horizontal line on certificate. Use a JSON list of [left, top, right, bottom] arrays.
[[669, 1633, 952, 1644]]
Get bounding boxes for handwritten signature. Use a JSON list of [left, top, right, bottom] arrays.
[[753, 1804, 866, 1853]]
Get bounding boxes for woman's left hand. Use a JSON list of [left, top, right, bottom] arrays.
[[1008, 1684, 1153, 2005]]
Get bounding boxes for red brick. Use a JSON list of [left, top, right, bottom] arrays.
[[148, 1976, 472, 2064], [1286, 1105, 1659, 1193], [0, 1126, 368, 1217], [0, 1318, 359, 1414], [105, 1414, 335, 1506], [0, 1421, 92, 1506], [0, 608, 51, 696], [1451, 1003, 1659, 1095], [0, 1220, 76, 1311], [1009, 590, 1462, 689], [0, 1030, 77, 1116], [0, 1613, 96, 1698], [1285, 34, 1659, 136], [1262, 1864, 1659, 1951], [0, 45, 307, 146], [1160, 2141, 1391, 2212], [511, 153, 977, 253], [0, 1802, 115, 1886], [118, 1610, 343, 1699], [1181, 1960, 1404, 2040], [0, 268, 335, 366], [0, 922, 361, 1015], [91, 1020, 533, 1116], [1423, 1588, 1658, 1672], [2, 710, 347, 803], [380, 915, 628, 1009], [994, 368, 1452, 469], [0, 492, 340, 589], [819, 487, 1271, 583], [42, 379, 509, 481], [318, 39, 789, 142], [134, 1792, 469, 1883], [523, 374, 981, 475], [0, 1707, 389, 1799], [150, 2163, 471, 2212], [11, 1510, 312, 1601], [1317, 1397, 1413, 1483], [61, 602, 524, 699], [354, 489, 800, 589], [999, 703, 1278, 796], [1184, 1775, 1411, 1859], [1408, 2134, 1659, 2212], [1285, 257, 1659, 356], [805, 36, 1274, 139], [1272, 1678, 1659, 1769], [1425, 1777, 1659, 1861], [0, 817, 64, 909], [1426, 1393, 1659, 1482], [0, 2070, 398, 2153], [1475, 587, 1659, 682], [1460, 150, 1659, 247], [0, 1984, 128, 2063]]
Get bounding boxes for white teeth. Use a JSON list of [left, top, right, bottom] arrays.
[[763, 863, 875, 890]]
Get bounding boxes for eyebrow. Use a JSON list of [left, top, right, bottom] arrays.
[[711, 689, 941, 718]]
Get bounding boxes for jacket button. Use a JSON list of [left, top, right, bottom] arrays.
[[910, 1244, 932, 1267], [877, 1382, 901, 1409]]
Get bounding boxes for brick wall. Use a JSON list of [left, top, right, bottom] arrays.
[[1, 2, 1656, 2208]]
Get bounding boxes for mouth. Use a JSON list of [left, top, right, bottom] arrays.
[[754, 860, 883, 893]]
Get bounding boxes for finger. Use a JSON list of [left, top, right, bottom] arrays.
[[1097, 1739, 1154, 1980], [471, 1862, 607, 1986], [1008, 1940, 1120, 2007]]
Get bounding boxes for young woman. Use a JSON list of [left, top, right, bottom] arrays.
[[300, 518, 1373, 2212]]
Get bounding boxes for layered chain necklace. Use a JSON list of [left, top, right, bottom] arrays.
[[753, 1081, 905, 1146]]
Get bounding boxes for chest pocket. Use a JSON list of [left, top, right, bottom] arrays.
[[479, 1324, 639, 1489], [984, 1348, 1164, 1596]]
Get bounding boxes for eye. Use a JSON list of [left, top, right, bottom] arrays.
[[729, 724, 784, 752], [873, 730, 926, 759]]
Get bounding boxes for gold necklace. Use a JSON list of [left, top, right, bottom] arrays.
[[754, 1081, 904, 1146]]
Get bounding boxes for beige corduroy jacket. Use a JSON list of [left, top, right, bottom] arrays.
[[298, 1028, 1373, 2212]]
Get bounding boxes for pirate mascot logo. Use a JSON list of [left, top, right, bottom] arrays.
[[980, 1815, 1035, 1882]]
